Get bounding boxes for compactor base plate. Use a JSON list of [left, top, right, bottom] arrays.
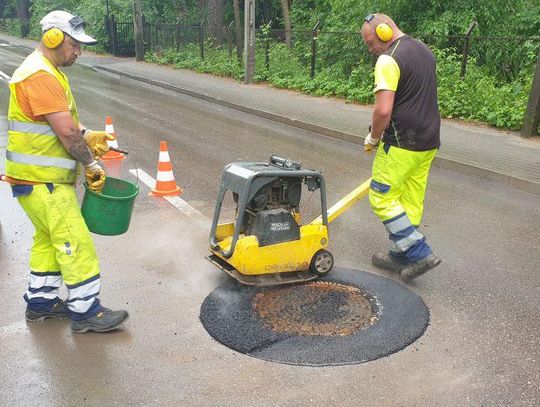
[[206, 254, 319, 286]]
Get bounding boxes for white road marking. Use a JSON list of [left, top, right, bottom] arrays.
[[129, 168, 211, 227], [0, 70, 11, 81]]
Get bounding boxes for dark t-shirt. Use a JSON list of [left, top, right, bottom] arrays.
[[377, 35, 441, 151]]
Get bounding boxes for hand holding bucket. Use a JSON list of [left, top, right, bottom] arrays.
[[81, 174, 139, 236], [81, 123, 138, 236]]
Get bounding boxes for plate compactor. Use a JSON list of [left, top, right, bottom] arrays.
[[207, 155, 371, 286]]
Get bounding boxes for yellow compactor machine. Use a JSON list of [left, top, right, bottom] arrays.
[[207, 155, 370, 286]]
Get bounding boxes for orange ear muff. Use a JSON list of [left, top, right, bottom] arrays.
[[43, 28, 64, 49], [375, 23, 393, 42]]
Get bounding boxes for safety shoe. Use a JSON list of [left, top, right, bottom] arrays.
[[25, 300, 70, 322], [71, 308, 129, 334], [372, 252, 409, 273], [400, 254, 442, 282]]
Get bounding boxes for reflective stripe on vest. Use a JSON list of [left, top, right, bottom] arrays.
[[6, 150, 77, 170], [8, 120, 56, 136]]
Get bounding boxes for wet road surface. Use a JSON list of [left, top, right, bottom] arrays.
[[0, 45, 539, 406]]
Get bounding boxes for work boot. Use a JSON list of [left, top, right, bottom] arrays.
[[71, 308, 129, 334], [400, 254, 442, 282], [26, 299, 70, 322], [372, 252, 409, 273]]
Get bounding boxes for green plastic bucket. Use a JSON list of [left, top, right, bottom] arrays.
[[81, 177, 139, 236]]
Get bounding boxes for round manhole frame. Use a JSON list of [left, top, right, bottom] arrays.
[[252, 280, 380, 337], [200, 267, 430, 366]]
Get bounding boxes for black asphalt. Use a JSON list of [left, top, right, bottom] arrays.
[[200, 267, 429, 366]]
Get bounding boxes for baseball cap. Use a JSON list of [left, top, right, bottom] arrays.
[[40, 10, 97, 45]]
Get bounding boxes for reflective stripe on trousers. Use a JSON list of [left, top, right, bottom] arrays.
[[383, 212, 432, 261], [24, 271, 62, 302]]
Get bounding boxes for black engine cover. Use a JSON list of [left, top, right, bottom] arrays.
[[250, 209, 300, 247]]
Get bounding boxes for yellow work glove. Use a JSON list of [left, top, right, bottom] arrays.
[[85, 161, 106, 193], [363, 132, 381, 152], [84, 130, 116, 158]]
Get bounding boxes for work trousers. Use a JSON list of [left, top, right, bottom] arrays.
[[16, 184, 101, 320], [369, 143, 437, 262]]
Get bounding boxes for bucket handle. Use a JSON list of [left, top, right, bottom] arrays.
[[131, 152, 140, 187]]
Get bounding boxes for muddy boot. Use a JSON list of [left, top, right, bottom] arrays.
[[71, 308, 129, 333], [400, 254, 441, 282], [372, 252, 409, 273], [26, 299, 70, 322]]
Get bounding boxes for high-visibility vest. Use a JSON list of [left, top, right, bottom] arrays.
[[6, 50, 80, 183]]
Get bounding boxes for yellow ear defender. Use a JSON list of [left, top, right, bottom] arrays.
[[43, 28, 65, 49], [375, 23, 393, 42], [364, 14, 393, 42]]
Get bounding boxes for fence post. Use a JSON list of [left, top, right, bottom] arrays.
[[176, 21, 181, 52], [104, 15, 111, 52], [133, 0, 144, 61], [199, 19, 205, 61], [460, 21, 477, 80], [110, 14, 118, 56], [156, 20, 161, 51], [311, 21, 321, 80], [142, 15, 147, 52], [521, 45, 540, 137], [265, 21, 272, 71], [227, 20, 234, 60], [244, 0, 256, 84]]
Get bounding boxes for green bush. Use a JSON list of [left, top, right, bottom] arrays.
[[2, 18, 22, 36], [435, 48, 531, 129], [145, 42, 244, 80]]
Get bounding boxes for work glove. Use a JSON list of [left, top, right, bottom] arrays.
[[84, 130, 116, 158], [85, 161, 106, 193], [364, 132, 381, 152]]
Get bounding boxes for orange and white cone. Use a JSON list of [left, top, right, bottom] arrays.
[[101, 157, 123, 178], [101, 116, 125, 161], [150, 141, 182, 197]]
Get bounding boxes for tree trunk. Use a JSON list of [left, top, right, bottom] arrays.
[[17, 0, 30, 38], [280, 0, 291, 47], [133, 0, 144, 61], [233, 0, 242, 62], [207, 0, 225, 44], [244, 0, 255, 83]]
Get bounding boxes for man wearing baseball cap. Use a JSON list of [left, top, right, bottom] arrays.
[[3, 10, 129, 333]]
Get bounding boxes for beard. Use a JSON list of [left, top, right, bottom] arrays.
[[63, 57, 77, 67]]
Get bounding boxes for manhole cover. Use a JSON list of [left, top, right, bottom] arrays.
[[252, 281, 379, 336], [200, 268, 430, 366]]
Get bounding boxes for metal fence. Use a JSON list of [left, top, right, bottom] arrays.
[[105, 15, 135, 57]]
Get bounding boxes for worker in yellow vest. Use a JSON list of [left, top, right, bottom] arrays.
[[4, 10, 128, 333], [361, 14, 441, 281]]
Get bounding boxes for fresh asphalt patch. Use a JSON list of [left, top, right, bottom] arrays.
[[200, 267, 430, 366]]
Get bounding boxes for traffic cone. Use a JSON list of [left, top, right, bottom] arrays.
[[150, 141, 182, 197], [101, 116, 125, 161], [101, 158, 123, 178]]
